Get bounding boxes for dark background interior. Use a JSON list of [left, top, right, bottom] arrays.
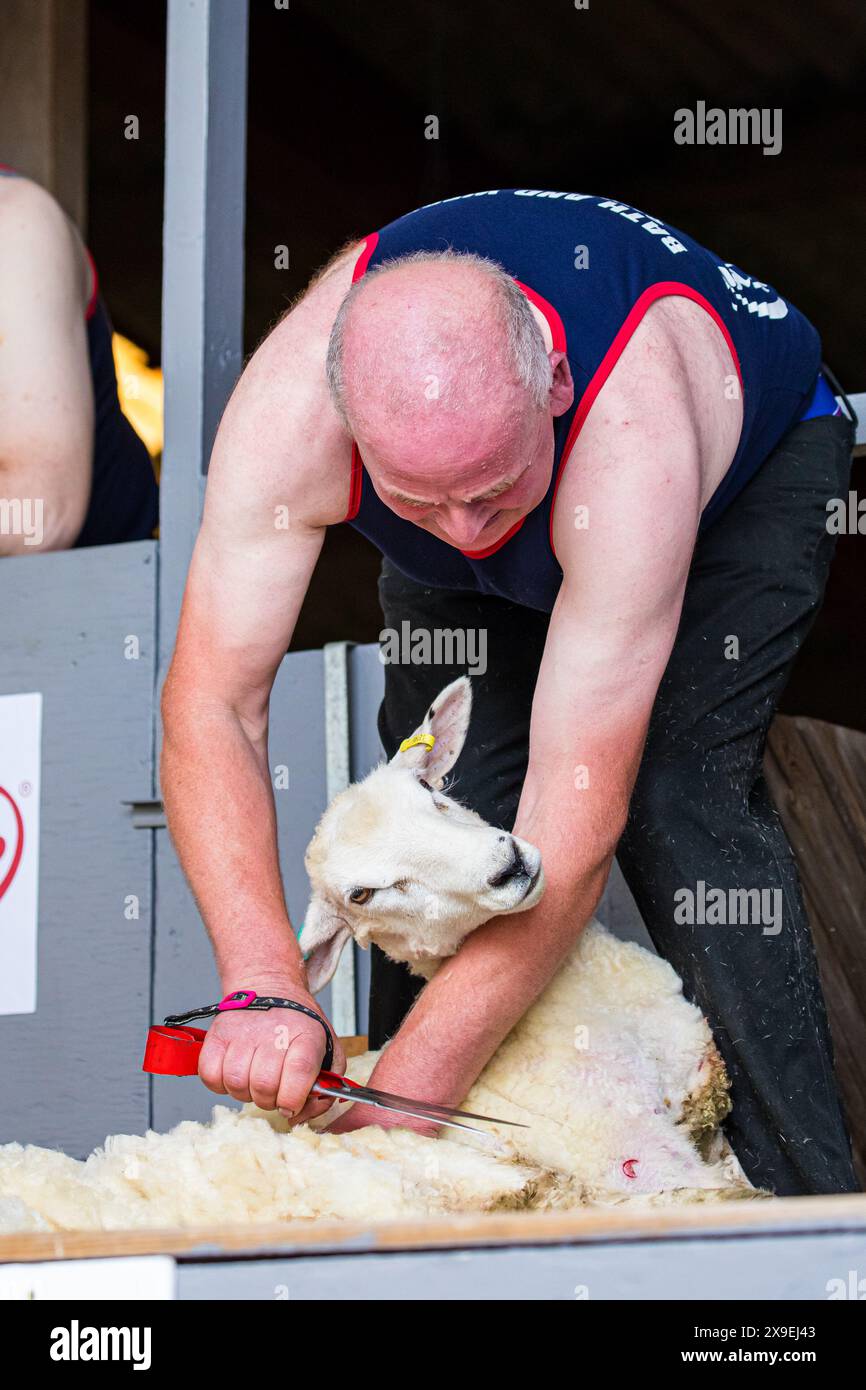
[[88, 0, 865, 728]]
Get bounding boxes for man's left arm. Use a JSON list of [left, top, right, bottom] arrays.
[[337, 332, 710, 1124]]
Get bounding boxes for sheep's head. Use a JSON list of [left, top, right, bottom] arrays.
[[299, 676, 545, 992]]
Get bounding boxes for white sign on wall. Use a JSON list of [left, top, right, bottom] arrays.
[[0, 692, 42, 1015]]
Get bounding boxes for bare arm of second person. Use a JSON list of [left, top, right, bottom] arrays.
[[0, 176, 94, 554], [160, 244, 363, 1119]]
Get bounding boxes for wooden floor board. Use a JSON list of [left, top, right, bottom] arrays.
[[3, 1193, 866, 1265]]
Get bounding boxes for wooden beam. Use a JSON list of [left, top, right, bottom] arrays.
[[2, 1192, 866, 1265], [0, 0, 87, 229]]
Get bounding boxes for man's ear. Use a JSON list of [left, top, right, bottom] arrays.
[[298, 898, 352, 995], [390, 675, 473, 788]]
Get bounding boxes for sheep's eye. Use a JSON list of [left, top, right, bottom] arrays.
[[349, 887, 375, 905], [418, 779, 434, 793]]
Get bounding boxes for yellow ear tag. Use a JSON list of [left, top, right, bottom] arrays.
[[398, 732, 436, 753]]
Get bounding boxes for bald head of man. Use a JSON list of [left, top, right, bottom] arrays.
[[326, 250, 574, 551]]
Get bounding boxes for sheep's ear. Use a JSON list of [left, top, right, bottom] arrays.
[[390, 676, 472, 788], [298, 898, 352, 995]]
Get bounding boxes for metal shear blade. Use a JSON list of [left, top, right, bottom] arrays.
[[312, 1083, 484, 1134], [353, 1082, 528, 1128], [312, 1074, 527, 1134]]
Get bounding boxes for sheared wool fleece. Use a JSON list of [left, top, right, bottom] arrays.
[[0, 1108, 543, 1233]]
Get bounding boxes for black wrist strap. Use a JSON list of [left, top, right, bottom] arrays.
[[164, 996, 335, 1071]]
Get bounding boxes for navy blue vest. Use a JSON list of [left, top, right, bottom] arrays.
[[75, 291, 159, 548], [344, 189, 823, 613], [0, 167, 158, 548]]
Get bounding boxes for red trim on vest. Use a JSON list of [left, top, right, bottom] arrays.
[[344, 441, 364, 521], [548, 281, 743, 560], [460, 514, 527, 558], [514, 280, 567, 353], [85, 248, 99, 320], [352, 231, 379, 282]]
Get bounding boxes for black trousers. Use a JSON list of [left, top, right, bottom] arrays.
[[370, 411, 859, 1197]]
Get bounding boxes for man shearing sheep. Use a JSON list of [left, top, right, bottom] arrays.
[[161, 189, 858, 1195]]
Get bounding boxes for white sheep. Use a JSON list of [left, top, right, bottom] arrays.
[[298, 675, 756, 1207], [0, 677, 756, 1235]]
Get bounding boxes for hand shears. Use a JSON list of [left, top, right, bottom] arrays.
[[143, 989, 526, 1136]]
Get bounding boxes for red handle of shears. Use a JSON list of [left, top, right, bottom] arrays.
[[142, 1026, 353, 1095], [142, 1024, 208, 1076], [312, 1069, 362, 1102]]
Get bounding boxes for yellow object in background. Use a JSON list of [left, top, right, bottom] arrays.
[[112, 333, 164, 468]]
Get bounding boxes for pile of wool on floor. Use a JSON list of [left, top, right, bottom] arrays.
[[0, 1107, 544, 1233]]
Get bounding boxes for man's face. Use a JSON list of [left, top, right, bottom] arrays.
[[358, 404, 555, 552]]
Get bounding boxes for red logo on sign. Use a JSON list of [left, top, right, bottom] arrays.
[[0, 786, 24, 901]]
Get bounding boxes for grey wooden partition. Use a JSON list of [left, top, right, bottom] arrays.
[[177, 1224, 866, 1300], [0, 544, 157, 1155]]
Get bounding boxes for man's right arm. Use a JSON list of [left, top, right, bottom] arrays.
[[160, 246, 361, 1116]]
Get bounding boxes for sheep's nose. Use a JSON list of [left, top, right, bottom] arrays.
[[488, 840, 527, 887]]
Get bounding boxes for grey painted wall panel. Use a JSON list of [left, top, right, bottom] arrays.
[[348, 645, 386, 780], [0, 543, 157, 1156], [177, 1229, 866, 1301]]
